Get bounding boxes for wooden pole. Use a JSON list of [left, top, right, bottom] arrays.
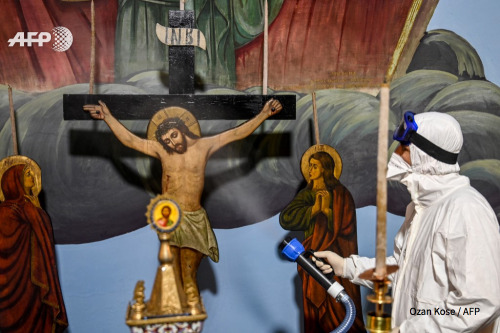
[[374, 83, 390, 279], [8, 85, 19, 155], [262, 0, 269, 95], [89, 0, 95, 94], [311, 92, 320, 145], [180, 0, 185, 10]]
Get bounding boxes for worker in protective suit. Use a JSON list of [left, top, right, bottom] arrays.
[[313, 111, 500, 332]]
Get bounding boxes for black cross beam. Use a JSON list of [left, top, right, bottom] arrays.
[[169, 9, 195, 94], [63, 94, 295, 120], [63, 9, 295, 121]]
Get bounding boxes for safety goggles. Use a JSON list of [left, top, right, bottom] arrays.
[[393, 111, 459, 165], [393, 111, 418, 145]]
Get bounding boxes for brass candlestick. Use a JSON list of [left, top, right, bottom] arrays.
[[359, 83, 397, 333], [359, 266, 398, 333]]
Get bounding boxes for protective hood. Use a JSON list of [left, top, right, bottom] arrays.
[[387, 152, 411, 182], [410, 112, 463, 175], [396, 112, 467, 207]]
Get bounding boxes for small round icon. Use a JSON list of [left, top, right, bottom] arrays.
[[148, 198, 181, 233], [51, 26, 73, 52]]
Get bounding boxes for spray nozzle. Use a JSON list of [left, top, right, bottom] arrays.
[[279, 237, 356, 332]]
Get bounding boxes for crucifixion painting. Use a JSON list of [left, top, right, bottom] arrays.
[[68, 6, 294, 318], [83, 98, 283, 314]]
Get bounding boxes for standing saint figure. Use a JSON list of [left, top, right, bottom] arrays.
[[0, 156, 68, 333], [83, 99, 282, 314], [279, 146, 366, 333]]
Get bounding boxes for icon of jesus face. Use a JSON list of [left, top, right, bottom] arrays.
[[161, 205, 171, 218], [160, 128, 187, 154], [150, 199, 181, 233]]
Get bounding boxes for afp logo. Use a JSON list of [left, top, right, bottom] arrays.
[[8, 26, 73, 52]]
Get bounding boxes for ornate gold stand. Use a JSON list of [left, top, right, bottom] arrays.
[[147, 232, 189, 317], [126, 197, 206, 332], [359, 266, 398, 333]]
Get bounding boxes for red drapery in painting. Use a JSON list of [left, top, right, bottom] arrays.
[[0, 0, 116, 92], [235, 0, 415, 91]]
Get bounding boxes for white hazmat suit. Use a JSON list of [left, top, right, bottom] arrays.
[[344, 112, 500, 332]]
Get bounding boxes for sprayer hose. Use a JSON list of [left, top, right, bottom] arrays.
[[331, 290, 356, 333]]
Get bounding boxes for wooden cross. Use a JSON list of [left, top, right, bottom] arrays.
[[63, 10, 295, 122]]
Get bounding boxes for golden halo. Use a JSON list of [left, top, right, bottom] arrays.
[[146, 107, 201, 141], [300, 144, 343, 182], [0, 155, 42, 201]]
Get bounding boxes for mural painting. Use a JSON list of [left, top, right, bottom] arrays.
[[1, 0, 500, 331], [1, 0, 448, 244]]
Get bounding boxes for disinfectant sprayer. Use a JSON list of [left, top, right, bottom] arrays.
[[280, 237, 356, 333]]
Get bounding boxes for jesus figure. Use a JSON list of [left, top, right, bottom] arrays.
[[83, 99, 282, 314]]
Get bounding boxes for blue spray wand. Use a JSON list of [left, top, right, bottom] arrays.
[[280, 237, 356, 333]]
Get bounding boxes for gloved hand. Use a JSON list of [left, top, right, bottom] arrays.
[[312, 251, 344, 276]]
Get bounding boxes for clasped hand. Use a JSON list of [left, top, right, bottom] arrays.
[[314, 190, 331, 215]]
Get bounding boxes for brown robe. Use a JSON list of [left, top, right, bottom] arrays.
[[0, 165, 68, 333], [280, 183, 366, 333]]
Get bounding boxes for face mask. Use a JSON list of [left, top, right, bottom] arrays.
[[387, 153, 411, 182]]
